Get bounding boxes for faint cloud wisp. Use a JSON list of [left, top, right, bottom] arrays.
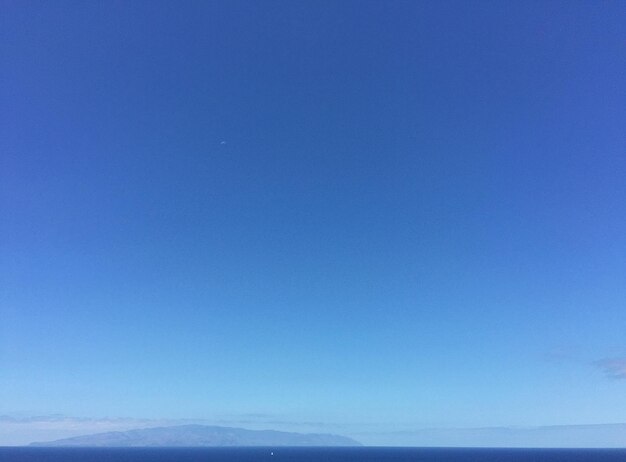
[[594, 358, 626, 379]]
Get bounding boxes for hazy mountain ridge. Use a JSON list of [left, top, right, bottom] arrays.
[[29, 424, 361, 447]]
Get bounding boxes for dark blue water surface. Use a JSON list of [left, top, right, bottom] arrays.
[[1, 447, 625, 462]]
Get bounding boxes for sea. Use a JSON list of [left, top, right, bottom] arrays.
[[1, 447, 625, 462]]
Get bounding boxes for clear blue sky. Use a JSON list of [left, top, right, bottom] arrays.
[[1, 0, 625, 445]]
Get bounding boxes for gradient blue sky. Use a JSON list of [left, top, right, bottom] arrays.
[[1, 0, 626, 446]]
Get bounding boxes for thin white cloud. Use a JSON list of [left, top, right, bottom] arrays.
[[594, 357, 626, 379], [352, 424, 626, 447]]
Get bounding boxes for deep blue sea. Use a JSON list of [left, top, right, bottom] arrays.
[[1, 448, 625, 462]]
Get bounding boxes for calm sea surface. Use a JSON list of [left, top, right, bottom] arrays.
[[1, 447, 625, 462]]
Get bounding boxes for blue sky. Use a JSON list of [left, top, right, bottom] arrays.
[[1, 0, 625, 446]]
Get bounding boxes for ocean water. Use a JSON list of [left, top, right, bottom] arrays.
[[1, 447, 625, 462]]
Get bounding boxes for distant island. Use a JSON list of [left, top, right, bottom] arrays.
[[29, 424, 361, 447]]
